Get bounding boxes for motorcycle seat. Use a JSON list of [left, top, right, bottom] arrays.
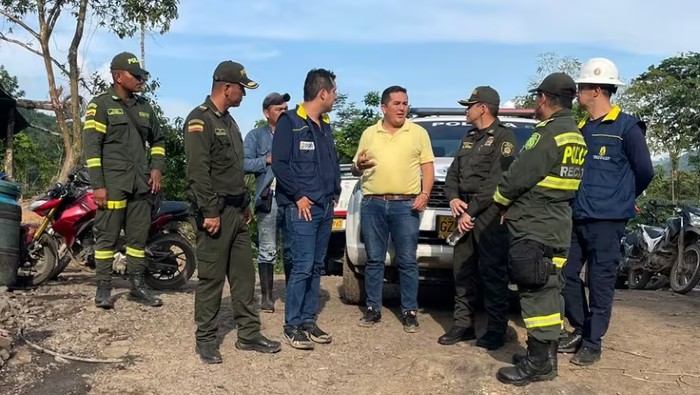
[[157, 201, 190, 217], [641, 225, 665, 239]]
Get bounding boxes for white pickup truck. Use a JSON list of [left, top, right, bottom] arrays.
[[341, 107, 538, 304]]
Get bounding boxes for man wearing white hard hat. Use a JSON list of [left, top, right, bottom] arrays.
[[560, 58, 653, 366]]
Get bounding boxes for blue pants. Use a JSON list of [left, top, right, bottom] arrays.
[[361, 197, 420, 313], [562, 220, 626, 350], [283, 202, 333, 327]]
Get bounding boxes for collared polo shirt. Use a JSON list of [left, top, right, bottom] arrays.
[[353, 119, 434, 195]]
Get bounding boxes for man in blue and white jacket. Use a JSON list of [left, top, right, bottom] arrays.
[[244, 92, 290, 313]]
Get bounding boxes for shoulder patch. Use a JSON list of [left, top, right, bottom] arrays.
[[524, 132, 541, 150], [187, 119, 205, 133], [462, 141, 473, 149], [501, 141, 514, 157], [198, 105, 209, 112]]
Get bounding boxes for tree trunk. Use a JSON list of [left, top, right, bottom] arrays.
[[4, 110, 14, 179], [670, 153, 679, 204], [62, 0, 89, 182]]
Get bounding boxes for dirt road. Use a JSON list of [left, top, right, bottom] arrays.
[[1, 270, 699, 395]]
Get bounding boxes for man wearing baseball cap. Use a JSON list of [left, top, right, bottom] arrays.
[[439, 86, 516, 350], [83, 51, 164, 310], [243, 92, 291, 313], [494, 73, 587, 385], [184, 60, 281, 363]]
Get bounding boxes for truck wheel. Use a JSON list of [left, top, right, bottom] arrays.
[[341, 252, 365, 305]]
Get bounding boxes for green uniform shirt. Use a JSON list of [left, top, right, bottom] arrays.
[[82, 86, 164, 192], [444, 120, 517, 218], [493, 109, 587, 248], [183, 96, 246, 217]]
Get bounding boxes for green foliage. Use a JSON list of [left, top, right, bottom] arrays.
[[332, 91, 381, 163], [254, 119, 268, 128], [0, 65, 24, 97], [621, 52, 700, 203]]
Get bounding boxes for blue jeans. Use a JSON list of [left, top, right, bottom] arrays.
[[256, 199, 292, 276], [361, 197, 420, 313], [283, 202, 333, 327]]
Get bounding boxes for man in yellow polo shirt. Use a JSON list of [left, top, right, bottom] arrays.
[[351, 85, 435, 332]]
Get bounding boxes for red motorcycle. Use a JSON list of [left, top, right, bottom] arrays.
[[25, 168, 196, 289]]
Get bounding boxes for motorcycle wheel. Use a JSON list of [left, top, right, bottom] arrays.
[[628, 267, 652, 290], [670, 243, 700, 294], [17, 234, 58, 286], [144, 233, 196, 290]]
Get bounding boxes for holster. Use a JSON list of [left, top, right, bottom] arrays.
[[256, 187, 274, 214], [508, 239, 555, 289]]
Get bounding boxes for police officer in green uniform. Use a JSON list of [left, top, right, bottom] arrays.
[[184, 60, 281, 364], [439, 86, 516, 350], [492, 73, 587, 386], [83, 52, 165, 309]]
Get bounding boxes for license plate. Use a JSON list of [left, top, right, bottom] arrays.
[[332, 218, 345, 231], [437, 216, 456, 239]]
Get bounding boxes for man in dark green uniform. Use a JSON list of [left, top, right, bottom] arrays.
[[184, 60, 281, 364], [492, 73, 587, 386], [83, 52, 164, 309], [439, 86, 516, 350]]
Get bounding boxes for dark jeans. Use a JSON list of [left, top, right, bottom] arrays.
[[562, 219, 626, 350], [361, 197, 420, 313], [283, 202, 333, 327]]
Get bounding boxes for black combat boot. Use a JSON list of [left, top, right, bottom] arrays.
[[258, 263, 274, 313], [127, 272, 163, 307], [195, 341, 223, 364], [94, 280, 114, 309], [498, 337, 557, 386], [512, 339, 558, 373]]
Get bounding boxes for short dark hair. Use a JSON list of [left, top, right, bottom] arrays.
[[542, 92, 573, 109], [303, 69, 336, 101], [381, 85, 407, 105], [599, 85, 617, 98], [484, 103, 499, 117]]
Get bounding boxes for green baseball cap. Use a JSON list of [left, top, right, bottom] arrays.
[[529, 72, 576, 98], [110, 52, 148, 77], [213, 60, 259, 89], [458, 86, 500, 106]]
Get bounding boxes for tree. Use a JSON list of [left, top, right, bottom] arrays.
[[513, 52, 582, 108], [621, 52, 700, 204], [0, 65, 24, 97], [0, 0, 179, 182], [332, 91, 381, 163]]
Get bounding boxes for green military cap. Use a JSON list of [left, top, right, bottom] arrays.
[[529, 72, 576, 98], [213, 60, 259, 89], [458, 86, 500, 106], [110, 52, 148, 77]]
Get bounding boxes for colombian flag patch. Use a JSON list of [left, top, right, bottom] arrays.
[[187, 119, 204, 133]]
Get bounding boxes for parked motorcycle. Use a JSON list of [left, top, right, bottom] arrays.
[[28, 168, 196, 289], [621, 200, 700, 294]]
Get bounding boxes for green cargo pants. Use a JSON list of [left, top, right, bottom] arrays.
[[194, 205, 260, 344], [93, 189, 151, 281], [509, 237, 567, 342]]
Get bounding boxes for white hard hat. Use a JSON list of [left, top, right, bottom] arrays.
[[575, 58, 625, 86]]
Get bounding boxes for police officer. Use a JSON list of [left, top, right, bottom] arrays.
[[184, 60, 281, 364], [271, 69, 340, 350], [439, 86, 516, 350], [83, 52, 164, 309], [493, 73, 587, 386], [560, 58, 653, 366]]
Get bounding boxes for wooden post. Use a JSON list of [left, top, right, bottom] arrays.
[[4, 109, 14, 179]]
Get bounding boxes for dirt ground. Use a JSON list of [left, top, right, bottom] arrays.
[[0, 267, 699, 395]]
